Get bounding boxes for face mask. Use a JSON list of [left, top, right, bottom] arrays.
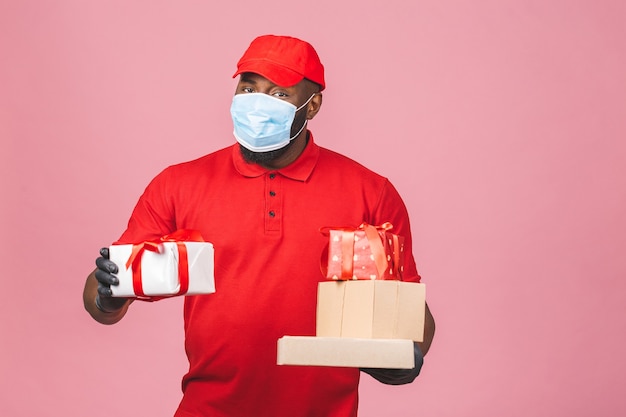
[[230, 93, 316, 152]]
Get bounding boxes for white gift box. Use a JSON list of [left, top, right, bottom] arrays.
[[109, 241, 215, 298]]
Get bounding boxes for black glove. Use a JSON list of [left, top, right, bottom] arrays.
[[94, 247, 127, 313], [361, 342, 424, 385]]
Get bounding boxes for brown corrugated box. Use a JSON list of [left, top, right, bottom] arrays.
[[317, 280, 426, 342], [277, 280, 425, 368], [277, 336, 415, 368]]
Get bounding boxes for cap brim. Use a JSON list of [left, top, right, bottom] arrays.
[[233, 59, 305, 88]]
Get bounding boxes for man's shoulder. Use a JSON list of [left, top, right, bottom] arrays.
[[317, 146, 386, 180], [165, 145, 235, 173]]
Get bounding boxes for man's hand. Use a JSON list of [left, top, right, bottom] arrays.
[[94, 247, 127, 313], [361, 342, 424, 385]]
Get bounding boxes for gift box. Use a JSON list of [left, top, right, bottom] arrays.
[[322, 223, 404, 281], [277, 336, 415, 369], [316, 280, 426, 342], [108, 230, 215, 299]]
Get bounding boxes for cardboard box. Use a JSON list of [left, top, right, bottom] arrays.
[[277, 336, 415, 369], [109, 241, 215, 297], [316, 280, 425, 342]]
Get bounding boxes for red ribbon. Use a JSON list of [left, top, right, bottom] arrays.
[[390, 233, 403, 279], [124, 229, 205, 300], [321, 222, 398, 280]]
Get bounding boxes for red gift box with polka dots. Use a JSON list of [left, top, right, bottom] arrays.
[[322, 222, 404, 281]]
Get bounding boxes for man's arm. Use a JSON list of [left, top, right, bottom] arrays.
[[417, 302, 435, 356]]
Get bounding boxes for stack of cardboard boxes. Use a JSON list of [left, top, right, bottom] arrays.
[[277, 224, 426, 369]]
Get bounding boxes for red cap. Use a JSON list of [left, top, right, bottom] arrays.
[[233, 35, 325, 90]]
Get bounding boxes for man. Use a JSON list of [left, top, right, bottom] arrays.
[[83, 34, 435, 417]]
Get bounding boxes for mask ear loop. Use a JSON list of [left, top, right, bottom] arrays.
[[295, 93, 317, 112], [289, 119, 308, 141], [289, 93, 317, 140]]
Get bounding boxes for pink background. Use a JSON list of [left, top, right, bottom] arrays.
[[2, 1, 625, 416]]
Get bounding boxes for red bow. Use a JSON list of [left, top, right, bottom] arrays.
[[125, 229, 205, 300]]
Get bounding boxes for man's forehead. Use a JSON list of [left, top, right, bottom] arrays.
[[239, 72, 299, 89]]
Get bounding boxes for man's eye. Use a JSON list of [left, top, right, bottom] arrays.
[[272, 91, 288, 98], [242, 87, 254, 93]]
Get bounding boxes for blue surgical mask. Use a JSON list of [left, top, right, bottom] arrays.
[[230, 93, 316, 152]]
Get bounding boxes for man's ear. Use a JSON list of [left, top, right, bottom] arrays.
[[306, 93, 323, 120]]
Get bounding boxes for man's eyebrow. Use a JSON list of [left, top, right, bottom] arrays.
[[240, 73, 258, 83]]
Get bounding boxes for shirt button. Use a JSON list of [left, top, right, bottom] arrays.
[[269, 173, 276, 179], [269, 191, 276, 197], [269, 211, 276, 217]]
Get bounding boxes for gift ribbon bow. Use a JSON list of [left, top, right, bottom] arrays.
[[125, 229, 205, 300], [321, 222, 402, 280]]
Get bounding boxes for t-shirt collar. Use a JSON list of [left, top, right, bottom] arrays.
[[232, 131, 320, 181]]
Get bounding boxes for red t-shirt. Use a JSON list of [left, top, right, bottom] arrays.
[[116, 133, 421, 417]]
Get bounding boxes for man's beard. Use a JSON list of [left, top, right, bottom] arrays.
[[239, 140, 296, 165], [239, 110, 308, 165]]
